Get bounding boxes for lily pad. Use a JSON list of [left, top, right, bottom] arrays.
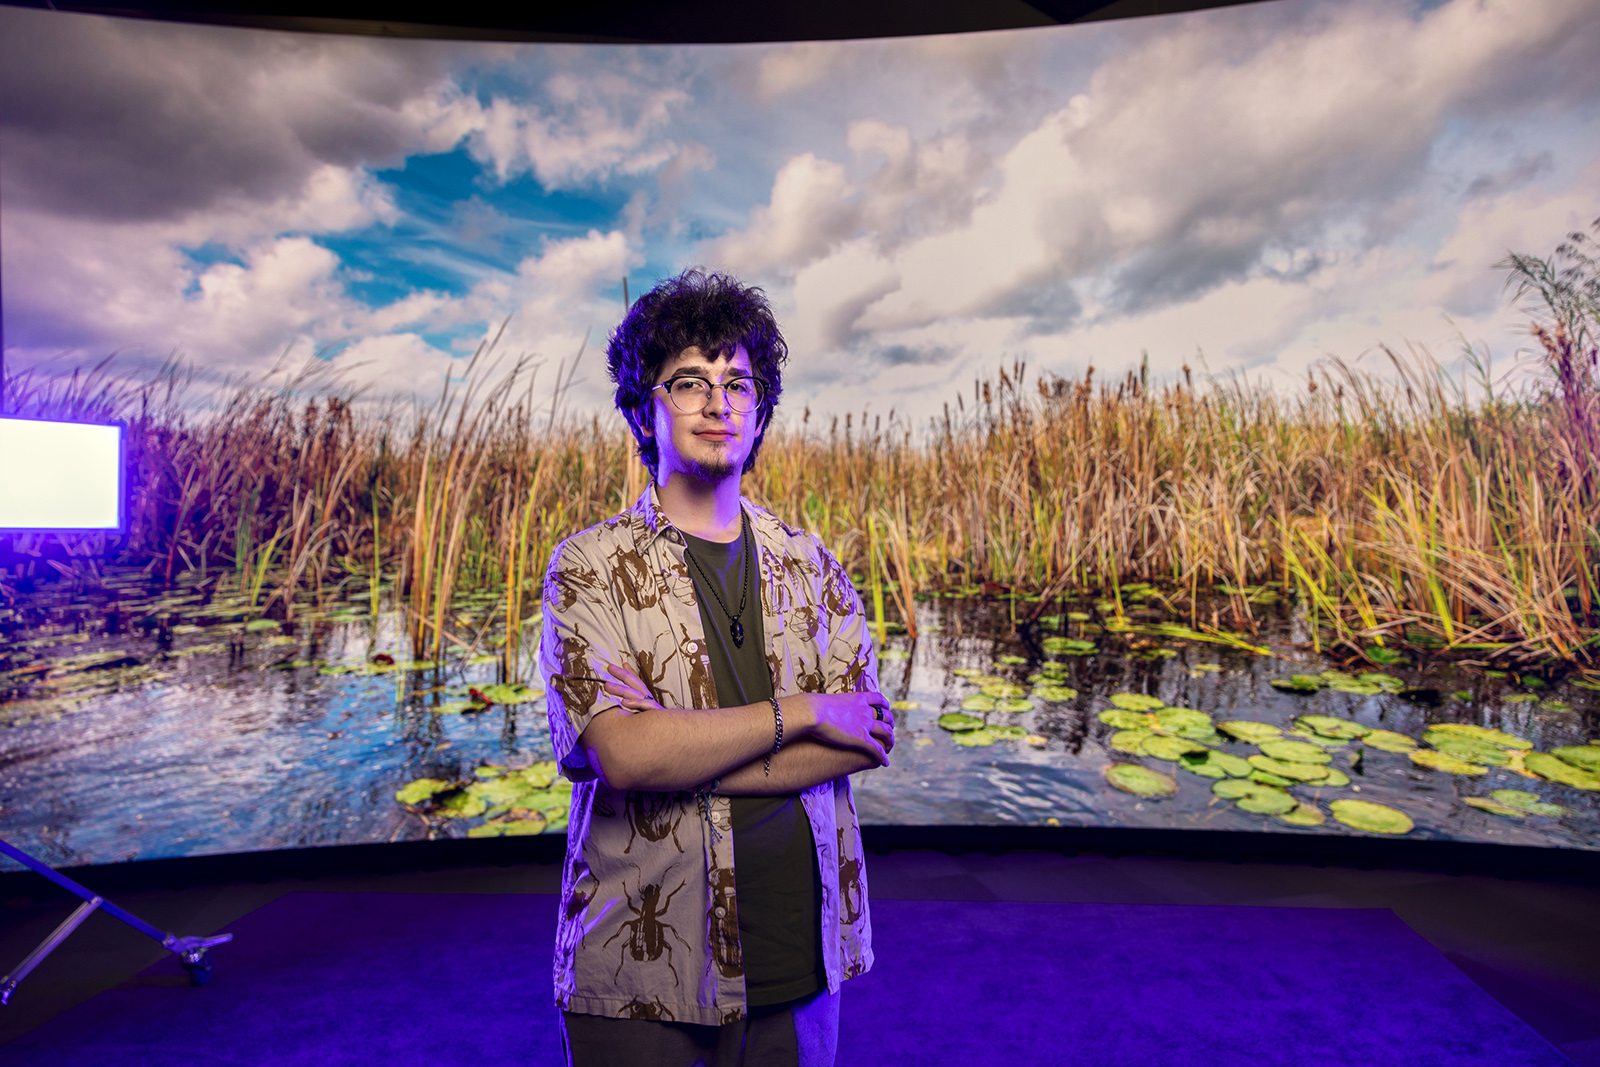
[[1490, 790, 1566, 817], [938, 712, 984, 732], [951, 668, 984, 678], [1042, 637, 1098, 655], [952, 729, 998, 747], [890, 700, 920, 711], [997, 654, 1029, 666], [1153, 707, 1211, 731], [395, 778, 455, 805], [436, 700, 489, 715], [981, 682, 1029, 699], [1247, 755, 1330, 782], [961, 694, 998, 712], [1552, 746, 1600, 774], [1249, 769, 1297, 787], [1110, 730, 1156, 754], [1277, 802, 1326, 827], [1218, 720, 1282, 743], [244, 618, 281, 632], [1105, 763, 1178, 798], [990, 725, 1028, 739], [1316, 768, 1352, 788], [1099, 709, 1157, 729], [1409, 749, 1488, 775], [1270, 675, 1323, 694], [469, 812, 550, 838], [1525, 752, 1600, 790], [1142, 735, 1210, 761], [1361, 730, 1419, 753], [1426, 723, 1532, 750], [1463, 797, 1526, 819], [1024, 734, 1050, 746], [437, 792, 489, 819], [1357, 672, 1405, 691], [1330, 799, 1413, 834], [995, 697, 1035, 713], [1109, 693, 1164, 711], [1258, 739, 1333, 764], [1297, 715, 1370, 740], [1425, 735, 1512, 767], [1032, 685, 1079, 702], [1177, 752, 1229, 778], [1213, 779, 1297, 814], [1324, 680, 1384, 696], [477, 683, 542, 705], [1193, 663, 1224, 672]]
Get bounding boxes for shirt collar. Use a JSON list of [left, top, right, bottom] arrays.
[[627, 481, 773, 553]]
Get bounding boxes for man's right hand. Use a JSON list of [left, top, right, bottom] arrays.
[[783, 691, 895, 766]]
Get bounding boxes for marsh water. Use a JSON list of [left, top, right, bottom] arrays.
[[1, 573, 1597, 870]]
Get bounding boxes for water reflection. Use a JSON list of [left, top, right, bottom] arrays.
[[0, 590, 1597, 869]]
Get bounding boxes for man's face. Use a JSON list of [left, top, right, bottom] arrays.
[[643, 345, 765, 485]]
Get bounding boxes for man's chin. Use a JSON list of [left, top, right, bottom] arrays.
[[685, 456, 740, 482]]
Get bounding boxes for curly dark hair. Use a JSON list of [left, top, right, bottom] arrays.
[[608, 268, 788, 475]]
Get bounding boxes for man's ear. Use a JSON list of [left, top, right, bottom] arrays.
[[638, 403, 654, 439]]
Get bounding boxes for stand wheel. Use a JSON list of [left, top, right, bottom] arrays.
[[181, 952, 214, 986]]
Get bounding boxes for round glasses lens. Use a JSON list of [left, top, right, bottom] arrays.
[[665, 377, 764, 413]]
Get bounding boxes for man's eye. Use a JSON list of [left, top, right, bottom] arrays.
[[727, 380, 753, 395], [673, 379, 708, 394]]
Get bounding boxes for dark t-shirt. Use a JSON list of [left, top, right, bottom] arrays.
[[681, 524, 824, 1008]]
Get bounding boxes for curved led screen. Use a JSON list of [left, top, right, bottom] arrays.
[[1, 0, 1598, 869]]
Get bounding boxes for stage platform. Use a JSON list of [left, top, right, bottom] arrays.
[[1, 845, 1597, 1064]]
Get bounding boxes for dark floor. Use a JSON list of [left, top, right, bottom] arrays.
[[2, 849, 1598, 1064]]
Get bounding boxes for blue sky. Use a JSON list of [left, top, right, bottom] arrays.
[[1, 0, 1598, 425]]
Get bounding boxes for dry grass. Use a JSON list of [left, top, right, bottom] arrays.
[[4, 235, 1599, 668]]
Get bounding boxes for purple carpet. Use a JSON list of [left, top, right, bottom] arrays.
[[0, 892, 1571, 1066]]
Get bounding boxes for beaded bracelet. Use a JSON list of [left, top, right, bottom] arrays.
[[764, 696, 784, 776]]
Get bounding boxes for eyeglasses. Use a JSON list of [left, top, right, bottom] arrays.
[[653, 375, 767, 415]]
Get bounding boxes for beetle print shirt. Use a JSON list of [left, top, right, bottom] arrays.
[[540, 484, 878, 1025]]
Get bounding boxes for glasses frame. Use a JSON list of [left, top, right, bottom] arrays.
[[652, 374, 768, 415]]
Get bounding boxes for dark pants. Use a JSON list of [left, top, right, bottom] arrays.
[[560, 987, 840, 1067]]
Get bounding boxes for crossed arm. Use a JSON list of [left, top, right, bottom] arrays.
[[573, 662, 895, 794]]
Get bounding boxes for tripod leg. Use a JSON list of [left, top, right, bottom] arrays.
[[0, 896, 103, 1006]]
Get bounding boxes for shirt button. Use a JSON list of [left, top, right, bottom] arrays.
[[714, 906, 727, 917]]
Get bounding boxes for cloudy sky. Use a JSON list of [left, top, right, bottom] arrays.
[[2, 0, 1598, 427]]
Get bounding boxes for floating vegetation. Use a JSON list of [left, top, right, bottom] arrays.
[[1258, 739, 1333, 764], [1217, 721, 1282, 744], [960, 694, 997, 712], [1108, 693, 1164, 711], [1278, 802, 1326, 827], [995, 697, 1035, 713], [1031, 685, 1078, 701], [1110, 729, 1153, 753], [1178, 750, 1252, 779], [1361, 730, 1418, 753], [1464, 797, 1527, 819], [938, 712, 983, 732], [1525, 753, 1600, 790], [1329, 799, 1413, 834], [1297, 715, 1369, 740], [1426, 723, 1532, 750], [1552, 746, 1600, 774], [1105, 763, 1178, 798], [890, 700, 920, 711], [1213, 779, 1296, 815], [1424, 734, 1513, 768], [980, 682, 1028, 699], [474, 683, 542, 705], [1409, 749, 1489, 775], [1100, 709, 1156, 729], [1247, 755, 1330, 782], [1490, 790, 1567, 817], [953, 729, 998, 747], [1140, 735, 1209, 761], [1040, 637, 1097, 655]]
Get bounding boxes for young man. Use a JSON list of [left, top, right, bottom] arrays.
[[540, 269, 893, 1066]]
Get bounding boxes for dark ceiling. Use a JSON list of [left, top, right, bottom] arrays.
[[0, 0, 1272, 43]]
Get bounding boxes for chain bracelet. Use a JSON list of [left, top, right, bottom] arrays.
[[764, 696, 784, 776]]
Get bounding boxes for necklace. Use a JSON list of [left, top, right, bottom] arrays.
[[682, 509, 752, 647]]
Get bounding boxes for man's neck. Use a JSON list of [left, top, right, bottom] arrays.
[[655, 468, 743, 543]]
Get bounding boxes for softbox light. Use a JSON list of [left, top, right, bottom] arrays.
[[0, 416, 126, 532]]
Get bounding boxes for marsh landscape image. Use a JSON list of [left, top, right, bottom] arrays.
[[2, 0, 1599, 868]]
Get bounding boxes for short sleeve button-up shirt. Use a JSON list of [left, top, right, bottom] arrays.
[[540, 485, 878, 1025]]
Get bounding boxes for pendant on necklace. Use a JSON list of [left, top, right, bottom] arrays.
[[730, 618, 744, 647]]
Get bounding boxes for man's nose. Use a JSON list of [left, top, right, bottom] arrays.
[[703, 384, 731, 416]]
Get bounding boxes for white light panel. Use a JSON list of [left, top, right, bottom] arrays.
[[0, 417, 124, 531]]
